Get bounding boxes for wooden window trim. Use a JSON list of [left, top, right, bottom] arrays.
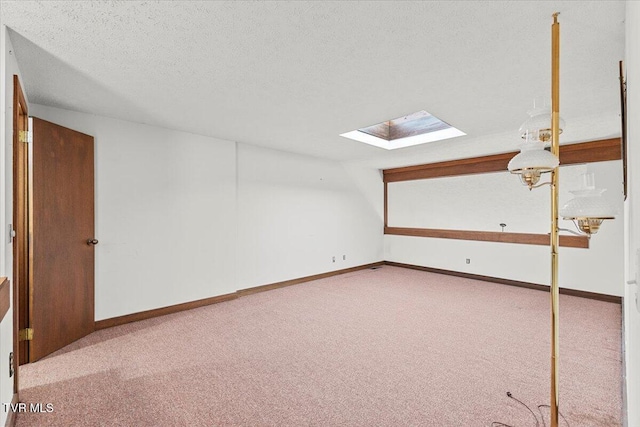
[[382, 138, 621, 248], [0, 277, 10, 322], [384, 227, 589, 249], [383, 138, 621, 183]]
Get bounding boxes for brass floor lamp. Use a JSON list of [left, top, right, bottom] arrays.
[[507, 13, 617, 427]]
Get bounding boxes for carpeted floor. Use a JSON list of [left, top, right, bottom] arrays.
[[15, 266, 622, 426]]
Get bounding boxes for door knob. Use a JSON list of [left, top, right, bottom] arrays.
[[87, 238, 99, 246]]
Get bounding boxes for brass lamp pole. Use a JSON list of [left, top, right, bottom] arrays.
[[549, 12, 561, 427], [509, 13, 617, 427]]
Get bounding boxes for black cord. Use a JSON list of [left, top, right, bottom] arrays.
[[537, 405, 570, 427], [508, 391, 539, 426], [491, 391, 569, 427]]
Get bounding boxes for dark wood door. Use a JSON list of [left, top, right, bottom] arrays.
[[31, 118, 95, 362]]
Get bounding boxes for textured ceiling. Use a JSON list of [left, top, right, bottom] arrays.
[[0, 1, 626, 165]]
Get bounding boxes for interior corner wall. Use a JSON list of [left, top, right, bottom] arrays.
[[29, 104, 238, 321], [26, 105, 385, 321], [236, 144, 383, 289], [624, 1, 640, 425], [385, 159, 625, 297], [0, 25, 28, 426]]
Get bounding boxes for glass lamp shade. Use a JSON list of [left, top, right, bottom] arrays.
[[508, 138, 559, 188], [560, 173, 617, 235], [560, 188, 617, 218], [519, 105, 565, 143]]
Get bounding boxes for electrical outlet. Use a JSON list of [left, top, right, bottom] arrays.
[[466, 259, 470, 264], [343, 255, 346, 260], [332, 256, 335, 263]]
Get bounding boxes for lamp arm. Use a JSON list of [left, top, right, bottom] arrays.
[[530, 181, 552, 189], [558, 227, 586, 237]]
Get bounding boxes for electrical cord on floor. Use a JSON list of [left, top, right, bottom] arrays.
[[491, 391, 570, 427], [536, 405, 569, 427]]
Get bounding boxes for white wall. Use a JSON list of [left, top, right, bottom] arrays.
[[0, 25, 28, 426], [388, 162, 621, 233], [624, 1, 640, 425], [385, 160, 625, 296], [28, 105, 385, 320], [30, 104, 238, 321], [236, 144, 383, 288]]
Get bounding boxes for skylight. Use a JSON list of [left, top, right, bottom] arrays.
[[340, 110, 465, 150]]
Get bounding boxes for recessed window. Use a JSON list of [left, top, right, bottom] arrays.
[[340, 110, 465, 150]]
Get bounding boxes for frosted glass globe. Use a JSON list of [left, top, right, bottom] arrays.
[[508, 140, 559, 172], [560, 188, 617, 219]]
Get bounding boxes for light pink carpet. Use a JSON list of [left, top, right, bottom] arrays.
[[15, 266, 622, 426]]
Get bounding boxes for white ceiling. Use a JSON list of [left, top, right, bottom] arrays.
[[0, 1, 626, 167]]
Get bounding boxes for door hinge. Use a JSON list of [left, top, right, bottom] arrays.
[[19, 328, 33, 341], [18, 130, 32, 144]]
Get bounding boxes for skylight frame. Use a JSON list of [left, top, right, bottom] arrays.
[[339, 110, 465, 150]]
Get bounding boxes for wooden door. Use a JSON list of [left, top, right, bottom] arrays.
[[30, 118, 95, 362]]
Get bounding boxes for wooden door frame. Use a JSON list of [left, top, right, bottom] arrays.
[[12, 75, 29, 393]]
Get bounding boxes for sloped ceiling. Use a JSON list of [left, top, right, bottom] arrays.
[[0, 1, 626, 165]]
